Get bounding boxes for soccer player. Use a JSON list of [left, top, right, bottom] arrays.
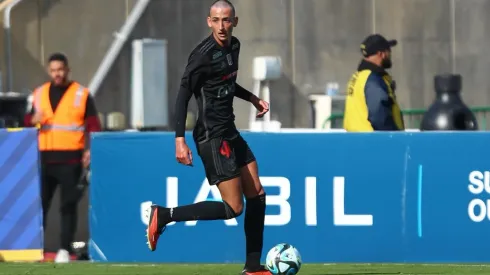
[[145, 1, 271, 274]]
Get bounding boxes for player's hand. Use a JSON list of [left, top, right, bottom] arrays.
[[252, 97, 270, 118], [82, 150, 90, 168], [175, 138, 193, 166], [31, 110, 43, 125]]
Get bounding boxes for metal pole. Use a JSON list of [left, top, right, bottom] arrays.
[[289, 0, 295, 84], [4, 24, 11, 93], [249, 79, 262, 130], [262, 81, 271, 131], [88, 0, 150, 96], [289, 0, 296, 126], [450, 0, 456, 73], [3, 0, 23, 93]]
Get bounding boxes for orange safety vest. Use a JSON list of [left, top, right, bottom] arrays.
[[33, 82, 89, 151]]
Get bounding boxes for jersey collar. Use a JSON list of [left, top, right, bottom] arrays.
[[357, 59, 388, 76], [209, 33, 232, 50]]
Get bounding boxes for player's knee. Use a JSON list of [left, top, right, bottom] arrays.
[[244, 184, 265, 199], [230, 203, 243, 217], [223, 201, 243, 218], [256, 185, 265, 196]]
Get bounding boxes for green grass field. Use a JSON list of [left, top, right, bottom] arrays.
[[2, 263, 490, 275]]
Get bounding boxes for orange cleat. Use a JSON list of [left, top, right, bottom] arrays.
[[241, 265, 272, 275], [145, 205, 166, 251]]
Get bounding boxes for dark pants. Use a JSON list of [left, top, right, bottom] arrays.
[[41, 163, 84, 251]]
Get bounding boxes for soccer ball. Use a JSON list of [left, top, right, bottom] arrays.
[[266, 243, 302, 275]]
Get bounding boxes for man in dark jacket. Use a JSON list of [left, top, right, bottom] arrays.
[[343, 34, 405, 131]]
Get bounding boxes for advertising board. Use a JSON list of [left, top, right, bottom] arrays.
[[89, 132, 490, 263]]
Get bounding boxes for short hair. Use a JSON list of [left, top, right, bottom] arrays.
[[210, 0, 236, 17], [48, 53, 68, 66]]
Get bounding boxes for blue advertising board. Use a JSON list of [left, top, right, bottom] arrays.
[[89, 131, 490, 263], [0, 128, 43, 262]]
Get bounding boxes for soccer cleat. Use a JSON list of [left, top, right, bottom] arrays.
[[241, 265, 272, 275], [145, 205, 166, 251]]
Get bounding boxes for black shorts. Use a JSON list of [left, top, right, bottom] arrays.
[[196, 132, 255, 185]]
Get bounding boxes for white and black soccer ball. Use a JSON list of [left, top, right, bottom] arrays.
[[266, 243, 302, 275]]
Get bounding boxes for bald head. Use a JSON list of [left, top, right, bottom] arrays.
[[210, 0, 235, 17], [207, 0, 237, 46]]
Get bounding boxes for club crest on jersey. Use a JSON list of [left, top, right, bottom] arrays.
[[226, 54, 233, 66], [213, 51, 223, 60]]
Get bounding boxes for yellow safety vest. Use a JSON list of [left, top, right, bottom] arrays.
[[343, 62, 404, 131]]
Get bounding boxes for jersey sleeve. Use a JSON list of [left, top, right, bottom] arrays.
[[234, 83, 255, 102], [84, 94, 98, 119], [24, 106, 34, 126], [84, 94, 102, 133], [175, 52, 209, 137], [24, 89, 39, 126], [364, 74, 398, 130]]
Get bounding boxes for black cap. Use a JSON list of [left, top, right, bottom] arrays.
[[360, 34, 397, 57]]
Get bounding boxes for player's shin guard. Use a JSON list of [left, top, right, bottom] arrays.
[[244, 194, 266, 271]]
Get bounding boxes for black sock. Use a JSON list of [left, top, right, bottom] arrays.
[[157, 201, 236, 225], [244, 194, 266, 270]]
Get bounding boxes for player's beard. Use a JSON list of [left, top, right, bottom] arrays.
[[52, 77, 67, 86], [382, 57, 392, 69]]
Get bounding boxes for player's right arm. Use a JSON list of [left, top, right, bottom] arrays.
[[175, 52, 209, 166], [24, 103, 36, 126], [24, 91, 43, 127]]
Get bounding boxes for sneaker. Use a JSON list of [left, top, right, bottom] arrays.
[[241, 265, 272, 275], [54, 249, 70, 263], [145, 205, 166, 251]]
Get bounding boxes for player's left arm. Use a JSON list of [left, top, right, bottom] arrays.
[[234, 83, 257, 102], [83, 94, 102, 167], [235, 83, 269, 118], [232, 37, 269, 117], [84, 94, 102, 133]]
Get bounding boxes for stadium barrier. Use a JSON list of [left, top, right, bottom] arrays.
[[0, 128, 43, 262], [90, 131, 490, 263]]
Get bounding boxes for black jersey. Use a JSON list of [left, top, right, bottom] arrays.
[[175, 35, 254, 143]]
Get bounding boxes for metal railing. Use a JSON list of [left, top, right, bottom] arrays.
[[88, 0, 150, 96], [323, 106, 490, 130]]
